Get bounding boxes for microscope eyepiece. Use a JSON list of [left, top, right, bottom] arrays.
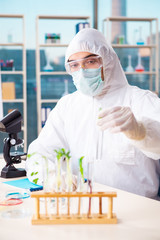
[[0, 109, 22, 133]]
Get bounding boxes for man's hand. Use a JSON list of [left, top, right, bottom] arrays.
[[97, 106, 146, 140]]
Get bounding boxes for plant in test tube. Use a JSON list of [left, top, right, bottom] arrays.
[[64, 150, 72, 192], [27, 152, 49, 191], [87, 162, 94, 218], [79, 156, 84, 181], [27, 152, 39, 184], [78, 156, 85, 191], [42, 155, 49, 192], [54, 148, 72, 192], [54, 149, 63, 191], [99, 107, 102, 112]]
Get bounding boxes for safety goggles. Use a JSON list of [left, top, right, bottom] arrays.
[[65, 55, 103, 75]]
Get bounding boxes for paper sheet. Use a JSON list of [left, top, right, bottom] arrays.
[[3, 178, 42, 190]]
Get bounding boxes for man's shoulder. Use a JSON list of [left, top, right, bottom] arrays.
[[58, 91, 78, 103], [128, 85, 159, 99]]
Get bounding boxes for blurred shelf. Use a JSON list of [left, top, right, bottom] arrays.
[[104, 17, 157, 22], [0, 14, 24, 18], [37, 15, 90, 20], [0, 14, 27, 151], [0, 71, 24, 75], [39, 43, 68, 47], [40, 99, 59, 103], [125, 71, 157, 75], [2, 99, 25, 103], [0, 43, 24, 46], [103, 17, 159, 94], [112, 44, 156, 48], [36, 15, 91, 134], [40, 71, 68, 75]]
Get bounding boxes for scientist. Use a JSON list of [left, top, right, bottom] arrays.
[[26, 28, 160, 199]]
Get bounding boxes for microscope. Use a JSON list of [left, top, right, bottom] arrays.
[[0, 109, 27, 178]]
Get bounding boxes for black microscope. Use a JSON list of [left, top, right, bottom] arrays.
[[0, 109, 27, 178]]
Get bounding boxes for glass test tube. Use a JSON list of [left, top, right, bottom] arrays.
[[55, 157, 62, 192], [96, 130, 103, 161], [87, 161, 94, 218], [42, 157, 49, 192], [96, 107, 103, 161], [66, 157, 72, 193]]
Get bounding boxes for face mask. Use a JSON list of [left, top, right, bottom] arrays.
[[72, 67, 104, 96]]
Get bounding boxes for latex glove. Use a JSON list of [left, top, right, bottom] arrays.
[[97, 106, 146, 140]]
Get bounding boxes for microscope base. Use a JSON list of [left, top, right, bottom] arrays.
[[1, 165, 26, 178]]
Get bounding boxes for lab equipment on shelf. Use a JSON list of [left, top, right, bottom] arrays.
[[76, 22, 90, 33], [43, 48, 54, 72], [41, 106, 52, 128], [45, 33, 60, 44], [117, 35, 125, 44], [126, 55, 134, 72], [135, 52, 144, 72], [62, 79, 69, 97], [0, 59, 14, 71], [136, 26, 145, 45]]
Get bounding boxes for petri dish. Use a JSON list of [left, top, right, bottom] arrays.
[[5, 191, 30, 199], [0, 191, 31, 219]]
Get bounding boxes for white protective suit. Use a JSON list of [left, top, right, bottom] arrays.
[[26, 28, 160, 199]]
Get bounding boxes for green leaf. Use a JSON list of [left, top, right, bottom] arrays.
[[31, 171, 39, 176], [27, 152, 37, 159], [79, 156, 84, 180], [41, 155, 46, 160], [33, 178, 39, 184], [98, 107, 103, 119]]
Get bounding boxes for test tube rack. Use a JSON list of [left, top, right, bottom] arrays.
[[31, 191, 117, 224]]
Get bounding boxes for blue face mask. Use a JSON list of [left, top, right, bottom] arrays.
[[72, 67, 104, 96]]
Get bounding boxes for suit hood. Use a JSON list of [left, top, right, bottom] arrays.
[[65, 28, 128, 97]]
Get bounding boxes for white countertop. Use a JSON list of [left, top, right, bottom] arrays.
[[0, 159, 160, 240]]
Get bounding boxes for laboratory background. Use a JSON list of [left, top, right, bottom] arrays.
[[0, 0, 160, 153]]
